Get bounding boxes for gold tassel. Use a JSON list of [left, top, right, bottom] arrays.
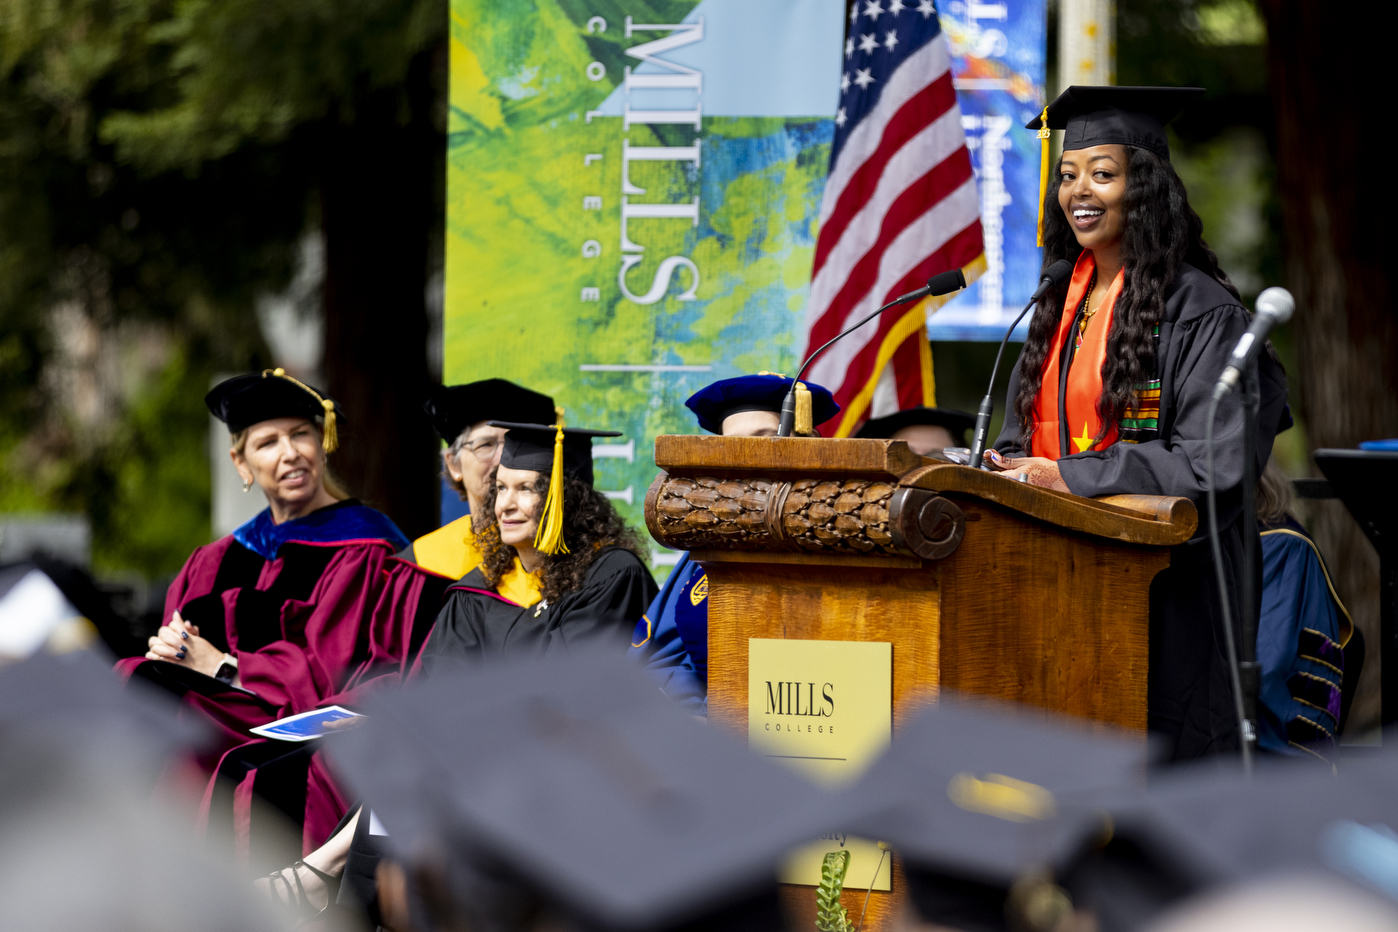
[[264, 367, 339, 454], [533, 407, 569, 556], [1036, 106, 1050, 248], [320, 399, 338, 453], [794, 382, 814, 436]]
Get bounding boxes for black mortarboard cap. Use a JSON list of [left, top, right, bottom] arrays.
[[1026, 85, 1204, 160], [854, 406, 976, 444], [205, 368, 345, 451], [489, 421, 621, 486], [328, 648, 852, 932], [424, 379, 557, 444], [841, 696, 1147, 931], [1059, 747, 1398, 931]]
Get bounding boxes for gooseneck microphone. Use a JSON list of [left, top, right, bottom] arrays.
[[1212, 286, 1294, 399], [966, 259, 1075, 468], [777, 268, 968, 437]]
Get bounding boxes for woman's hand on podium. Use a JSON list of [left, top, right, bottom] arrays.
[[984, 449, 1070, 492]]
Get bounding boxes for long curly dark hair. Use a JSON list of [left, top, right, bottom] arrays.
[[1013, 147, 1241, 448], [473, 472, 648, 604]]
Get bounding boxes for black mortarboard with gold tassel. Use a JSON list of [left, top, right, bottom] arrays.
[[205, 368, 345, 453], [1026, 85, 1204, 246], [491, 412, 622, 556]]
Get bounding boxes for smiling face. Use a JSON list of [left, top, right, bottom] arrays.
[[233, 417, 328, 515], [494, 465, 543, 548], [1057, 144, 1128, 254]]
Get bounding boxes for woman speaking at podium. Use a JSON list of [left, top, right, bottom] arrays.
[[987, 86, 1290, 760]]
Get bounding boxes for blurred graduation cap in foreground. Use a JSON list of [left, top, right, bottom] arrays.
[[841, 696, 1149, 932], [0, 652, 275, 932], [328, 647, 863, 932], [0, 556, 147, 661], [1058, 746, 1398, 932]]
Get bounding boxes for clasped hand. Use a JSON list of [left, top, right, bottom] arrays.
[[146, 611, 224, 677], [983, 449, 1070, 492]]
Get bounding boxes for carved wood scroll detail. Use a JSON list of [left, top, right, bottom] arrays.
[[646, 472, 966, 561], [648, 475, 778, 551]]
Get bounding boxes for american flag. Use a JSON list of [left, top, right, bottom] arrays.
[[805, 0, 985, 436]]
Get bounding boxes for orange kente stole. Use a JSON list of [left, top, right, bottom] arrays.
[[1030, 251, 1126, 460]]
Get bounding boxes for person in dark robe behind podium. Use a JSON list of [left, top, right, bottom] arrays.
[[984, 86, 1290, 760], [416, 419, 658, 671], [629, 373, 839, 714], [1254, 457, 1356, 759], [855, 405, 975, 456], [401, 378, 556, 585], [117, 370, 451, 854]]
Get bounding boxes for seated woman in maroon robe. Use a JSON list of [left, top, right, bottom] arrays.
[[255, 420, 658, 922], [118, 370, 450, 854]]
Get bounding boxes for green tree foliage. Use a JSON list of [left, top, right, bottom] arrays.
[[0, 0, 446, 574]]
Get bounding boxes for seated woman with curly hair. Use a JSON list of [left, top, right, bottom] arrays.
[[417, 420, 659, 670], [254, 423, 658, 924]]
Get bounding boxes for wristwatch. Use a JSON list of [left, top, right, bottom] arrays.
[[213, 653, 239, 685]]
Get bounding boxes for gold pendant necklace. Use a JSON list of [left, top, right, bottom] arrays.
[[1078, 270, 1099, 337]]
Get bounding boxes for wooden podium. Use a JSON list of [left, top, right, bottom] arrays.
[[643, 436, 1197, 930]]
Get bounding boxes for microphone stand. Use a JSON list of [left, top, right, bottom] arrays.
[[1238, 360, 1262, 757], [967, 294, 1039, 469], [778, 271, 965, 437]]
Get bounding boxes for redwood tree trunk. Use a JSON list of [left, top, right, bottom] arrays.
[[1261, 0, 1398, 733], [320, 52, 442, 541]]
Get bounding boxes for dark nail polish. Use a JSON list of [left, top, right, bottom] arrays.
[[180, 631, 188, 640]]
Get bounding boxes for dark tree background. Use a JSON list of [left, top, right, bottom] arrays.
[[1259, 0, 1398, 733], [0, 0, 447, 577]]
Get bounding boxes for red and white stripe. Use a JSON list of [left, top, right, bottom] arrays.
[[804, 34, 984, 436]]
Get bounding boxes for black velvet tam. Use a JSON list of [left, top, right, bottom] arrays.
[[1026, 85, 1205, 159], [489, 422, 622, 486], [205, 371, 343, 434], [855, 406, 976, 444], [424, 379, 556, 444]]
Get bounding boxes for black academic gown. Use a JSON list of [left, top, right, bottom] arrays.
[[994, 263, 1290, 760], [417, 547, 659, 675]]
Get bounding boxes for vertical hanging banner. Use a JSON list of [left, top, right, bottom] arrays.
[[444, 0, 844, 565], [925, 0, 1047, 341]]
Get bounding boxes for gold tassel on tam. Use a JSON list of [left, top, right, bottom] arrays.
[[318, 398, 338, 453], [793, 382, 814, 436], [533, 407, 569, 556], [1036, 105, 1050, 248], [264, 367, 339, 453]]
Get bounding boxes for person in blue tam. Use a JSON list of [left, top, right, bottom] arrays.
[[629, 373, 839, 713], [1254, 457, 1357, 761]]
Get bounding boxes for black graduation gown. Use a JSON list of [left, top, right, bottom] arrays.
[[993, 263, 1290, 760], [417, 546, 659, 675]]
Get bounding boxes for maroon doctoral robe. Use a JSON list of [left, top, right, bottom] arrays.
[[117, 506, 449, 861]]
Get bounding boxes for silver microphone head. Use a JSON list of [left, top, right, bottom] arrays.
[[1255, 286, 1295, 324]]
